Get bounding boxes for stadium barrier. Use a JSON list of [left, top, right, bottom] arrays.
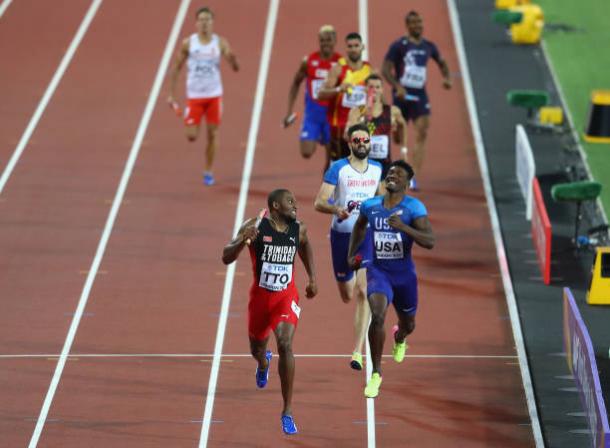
[[532, 177, 551, 284], [515, 124, 535, 220], [563, 287, 610, 448]]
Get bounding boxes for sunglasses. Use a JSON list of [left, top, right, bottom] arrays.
[[351, 137, 370, 144]]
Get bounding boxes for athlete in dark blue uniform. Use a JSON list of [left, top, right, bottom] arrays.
[[347, 160, 434, 398], [382, 11, 451, 190]]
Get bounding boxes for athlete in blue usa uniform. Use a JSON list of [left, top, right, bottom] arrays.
[[347, 159, 434, 398]]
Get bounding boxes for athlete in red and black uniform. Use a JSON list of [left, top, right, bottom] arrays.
[[346, 74, 408, 178], [222, 189, 317, 435], [283, 25, 343, 170]]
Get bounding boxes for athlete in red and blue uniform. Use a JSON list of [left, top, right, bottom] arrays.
[[382, 11, 451, 190], [284, 25, 343, 170], [347, 160, 434, 398]]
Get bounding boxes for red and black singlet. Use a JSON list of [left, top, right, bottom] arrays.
[[249, 218, 300, 292], [367, 104, 393, 166]]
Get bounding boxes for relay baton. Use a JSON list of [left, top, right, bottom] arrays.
[[283, 112, 297, 128], [245, 208, 268, 245], [337, 201, 358, 223], [170, 101, 182, 117]]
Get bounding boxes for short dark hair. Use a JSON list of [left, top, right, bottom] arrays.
[[267, 188, 290, 210], [347, 123, 370, 138], [196, 6, 213, 18], [365, 73, 383, 84], [405, 10, 419, 22], [388, 160, 415, 179], [345, 32, 362, 42]]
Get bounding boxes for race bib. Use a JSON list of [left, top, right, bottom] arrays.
[[370, 135, 389, 159], [400, 64, 427, 89], [193, 61, 217, 78], [342, 85, 366, 108], [311, 79, 324, 99], [374, 231, 404, 259], [259, 262, 292, 291]]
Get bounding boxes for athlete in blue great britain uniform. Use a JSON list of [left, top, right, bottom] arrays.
[[347, 160, 434, 398], [314, 123, 382, 372], [382, 10, 451, 190], [283, 25, 343, 171]]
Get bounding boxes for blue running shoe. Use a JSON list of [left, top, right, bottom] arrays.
[[281, 414, 298, 435], [203, 172, 215, 186], [255, 350, 272, 389]]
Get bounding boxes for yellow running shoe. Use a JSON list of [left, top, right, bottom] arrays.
[[364, 373, 382, 398], [350, 352, 363, 370], [392, 324, 408, 363]]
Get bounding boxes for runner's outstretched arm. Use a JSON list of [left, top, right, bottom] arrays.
[[391, 105, 408, 148], [297, 222, 318, 298], [435, 57, 451, 89], [222, 218, 257, 264], [284, 58, 307, 127], [167, 38, 189, 104], [381, 59, 406, 98], [313, 183, 349, 219], [220, 37, 239, 72]]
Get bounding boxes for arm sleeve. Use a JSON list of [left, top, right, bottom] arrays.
[[410, 198, 428, 219], [370, 161, 383, 184], [384, 40, 400, 63], [323, 161, 341, 185], [429, 41, 441, 63]]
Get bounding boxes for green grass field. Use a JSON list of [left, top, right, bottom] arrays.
[[536, 0, 610, 215]]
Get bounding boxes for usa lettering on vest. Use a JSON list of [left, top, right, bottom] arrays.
[[376, 240, 402, 253], [374, 231, 404, 259]]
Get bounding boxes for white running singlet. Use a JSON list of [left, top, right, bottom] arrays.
[[323, 158, 383, 233], [186, 33, 223, 99]]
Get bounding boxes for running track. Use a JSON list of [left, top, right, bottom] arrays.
[[0, 0, 536, 446]]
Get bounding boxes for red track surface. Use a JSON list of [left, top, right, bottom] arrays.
[[0, 0, 535, 446]]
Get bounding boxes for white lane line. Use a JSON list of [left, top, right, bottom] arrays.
[[365, 336, 376, 446], [358, 1, 374, 445], [197, 1, 279, 447], [1, 353, 519, 359], [446, 1, 545, 446], [0, 0, 103, 195], [0, 0, 13, 18], [26, 1, 191, 446], [358, 0, 369, 61]]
